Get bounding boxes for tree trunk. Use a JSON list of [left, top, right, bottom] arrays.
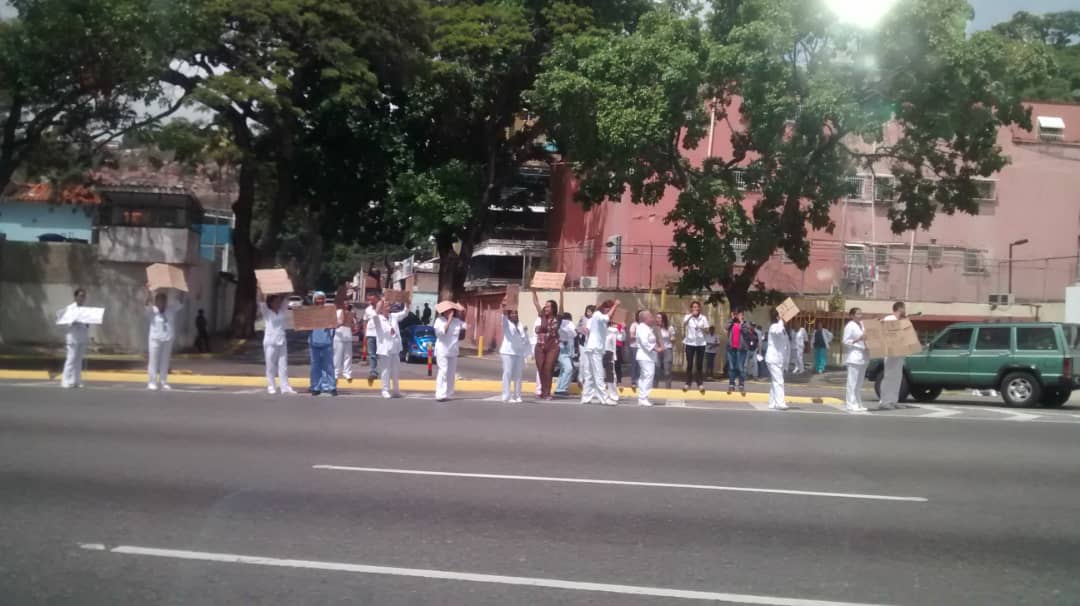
[[436, 234, 473, 301], [229, 158, 259, 338], [256, 124, 295, 260]]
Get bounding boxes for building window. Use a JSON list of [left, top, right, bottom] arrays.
[[583, 239, 595, 261], [873, 176, 897, 203], [732, 170, 747, 191], [973, 179, 997, 201], [845, 175, 869, 201], [874, 245, 889, 272], [731, 239, 747, 264], [963, 249, 987, 275]]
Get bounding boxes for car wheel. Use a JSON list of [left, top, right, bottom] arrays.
[[910, 385, 942, 403], [1000, 372, 1042, 407], [1040, 387, 1071, 408]]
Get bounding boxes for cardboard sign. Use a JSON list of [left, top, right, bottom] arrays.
[[436, 300, 464, 315], [863, 318, 922, 357], [384, 289, 408, 305], [146, 263, 189, 292], [862, 319, 887, 357], [503, 284, 520, 310], [56, 306, 105, 325], [255, 269, 294, 295], [776, 298, 799, 323], [530, 271, 566, 290], [291, 305, 337, 330]]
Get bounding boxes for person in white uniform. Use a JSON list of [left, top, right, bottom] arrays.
[[258, 291, 295, 394], [145, 285, 185, 391], [364, 294, 380, 383], [879, 301, 911, 410], [792, 321, 808, 374], [635, 310, 661, 406], [577, 305, 595, 390], [58, 288, 90, 388], [433, 304, 467, 402], [842, 307, 869, 413], [373, 299, 410, 398], [765, 309, 789, 410], [499, 303, 529, 403], [581, 299, 619, 405], [333, 304, 355, 382]]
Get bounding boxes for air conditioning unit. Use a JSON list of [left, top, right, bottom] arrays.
[[579, 276, 599, 289], [988, 293, 1015, 306]]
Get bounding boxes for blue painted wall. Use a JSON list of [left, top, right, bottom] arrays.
[[0, 201, 95, 242]]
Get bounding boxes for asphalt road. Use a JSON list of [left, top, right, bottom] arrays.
[[2, 384, 1079, 605]]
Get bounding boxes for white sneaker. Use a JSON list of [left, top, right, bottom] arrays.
[[603, 400, 617, 406], [161, 383, 172, 391], [638, 400, 653, 407], [775, 404, 789, 410], [281, 386, 296, 395], [267, 386, 278, 395], [62, 383, 74, 389], [846, 406, 868, 413], [147, 382, 158, 391], [76, 383, 84, 389], [513, 397, 523, 403], [382, 391, 392, 399]]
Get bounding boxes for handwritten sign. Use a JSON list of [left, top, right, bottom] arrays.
[[863, 318, 922, 357], [862, 319, 887, 356], [776, 298, 799, 323], [146, 263, 188, 292], [436, 300, 464, 315], [291, 305, 337, 330], [255, 269, 294, 295], [530, 271, 566, 290], [503, 284, 520, 310], [383, 289, 408, 305]]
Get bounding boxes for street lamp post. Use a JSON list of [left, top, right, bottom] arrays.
[[1008, 238, 1029, 297]]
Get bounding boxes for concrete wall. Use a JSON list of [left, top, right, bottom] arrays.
[[97, 226, 201, 264], [0, 201, 95, 242], [0, 241, 233, 353]]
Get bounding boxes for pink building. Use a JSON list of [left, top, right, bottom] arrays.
[[548, 101, 1080, 305]]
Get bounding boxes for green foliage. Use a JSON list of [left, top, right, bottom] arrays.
[[992, 11, 1080, 102], [532, 0, 1051, 306]]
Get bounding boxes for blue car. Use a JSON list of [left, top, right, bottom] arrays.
[[400, 324, 436, 363]]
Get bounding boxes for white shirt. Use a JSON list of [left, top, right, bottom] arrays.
[[794, 327, 807, 347], [364, 305, 377, 335], [259, 302, 288, 347], [434, 316, 466, 357], [683, 313, 709, 346], [558, 319, 576, 347], [635, 325, 658, 363], [766, 321, 789, 365], [335, 309, 353, 341], [843, 320, 868, 366], [585, 311, 610, 352], [372, 310, 409, 355], [146, 301, 183, 342], [628, 322, 639, 350], [659, 326, 674, 350], [704, 334, 720, 354], [500, 316, 530, 356], [605, 325, 618, 353], [59, 303, 90, 344]]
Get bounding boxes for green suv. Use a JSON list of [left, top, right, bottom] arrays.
[[867, 322, 1080, 407]]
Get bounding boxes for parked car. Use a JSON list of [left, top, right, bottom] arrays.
[[287, 296, 304, 309], [866, 322, 1080, 407], [400, 324, 436, 363]]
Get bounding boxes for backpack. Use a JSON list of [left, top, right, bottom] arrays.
[[742, 324, 759, 351]]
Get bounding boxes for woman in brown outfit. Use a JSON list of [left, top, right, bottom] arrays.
[[531, 287, 564, 400]]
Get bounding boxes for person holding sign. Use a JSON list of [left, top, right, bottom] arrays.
[[144, 285, 185, 391], [879, 301, 911, 410], [499, 301, 529, 403], [58, 288, 90, 388], [682, 301, 710, 394], [308, 291, 338, 396], [372, 299, 410, 398], [765, 309, 790, 410], [842, 307, 869, 413], [635, 310, 662, 407], [333, 302, 356, 383], [258, 290, 295, 395], [531, 289, 564, 401], [433, 303, 467, 402], [581, 299, 619, 405]]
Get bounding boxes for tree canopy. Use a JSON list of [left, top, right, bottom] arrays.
[[992, 11, 1080, 102]]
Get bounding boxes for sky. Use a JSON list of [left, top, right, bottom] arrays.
[[967, 0, 1078, 31]]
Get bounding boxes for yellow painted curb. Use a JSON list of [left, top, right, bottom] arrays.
[[0, 369, 843, 404]]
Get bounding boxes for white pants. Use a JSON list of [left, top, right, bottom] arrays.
[[846, 363, 867, 409], [148, 339, 174, 385], [880, 357, 904, 406], [62, 340, 87, 387], [767, 361, 786, 408], [436, 354, 457, 400], [535, 369, 542, 396], [264, 342, 290, 389], [793, 348, 804, 373], [379, 354, 400, 396], [333, 333, 353, 380], [501, 354, 524, 401], [637, 359, 655, 404], [580, 349, 607, 403]]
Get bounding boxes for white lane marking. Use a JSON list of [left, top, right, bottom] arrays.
[[983, 408, 1039, 422], [78, 543, 892, 606], [312, 465, 927, 503], [914, 405, 962, 419]]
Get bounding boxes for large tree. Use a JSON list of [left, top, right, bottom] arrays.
[[531, 0, 1051, 307], [992, 10, 1080, 102]]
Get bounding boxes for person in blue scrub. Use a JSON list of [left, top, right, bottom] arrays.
[[308, 291, 337, 396]]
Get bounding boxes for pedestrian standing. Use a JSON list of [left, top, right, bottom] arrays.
[[605, 320, 622, 402], [577, 305, 595, 390], [784, 326, 795, 374], [792, 321, 807, 374], [812, 322, 833, 374], [879, 301, 910, 410], [842, 307, 869, 413], [725, 309, 749, 396], [258, 291, 295, 395], [421, 303, 432, 325], [333, 302, 355, 382], [308, 291, 337, 396], [682, 301, 709, 393], [373, 299, 409, 399], [433, 303, 466, 402], [744, 323, 761, 380], [195, 308, 210, 353], [555, 312, 576, 395], [144, 285, 185, 391], [704, 326, 720, 381], [635, 310, 661, 406], [364, 294, 380, 384], [531, 289, 564, 401], [765, 309, 790, 410], [656, 312, 675, 389], [581, 300, 619, 405], [499, 303, 528, 403], [629, 310, 643, 389], [58, 288, 90, 389]]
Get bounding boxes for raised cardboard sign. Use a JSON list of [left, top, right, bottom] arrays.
[[503, 284, 521, 310], [383, 289, 408, 305], [436, 300, 465, 315], [146, 263, 189, 292], [776, 298, 799, 323], [530, 271, 566, 290], [255, 269, 294, 295], [291, 305, 337, 330]]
